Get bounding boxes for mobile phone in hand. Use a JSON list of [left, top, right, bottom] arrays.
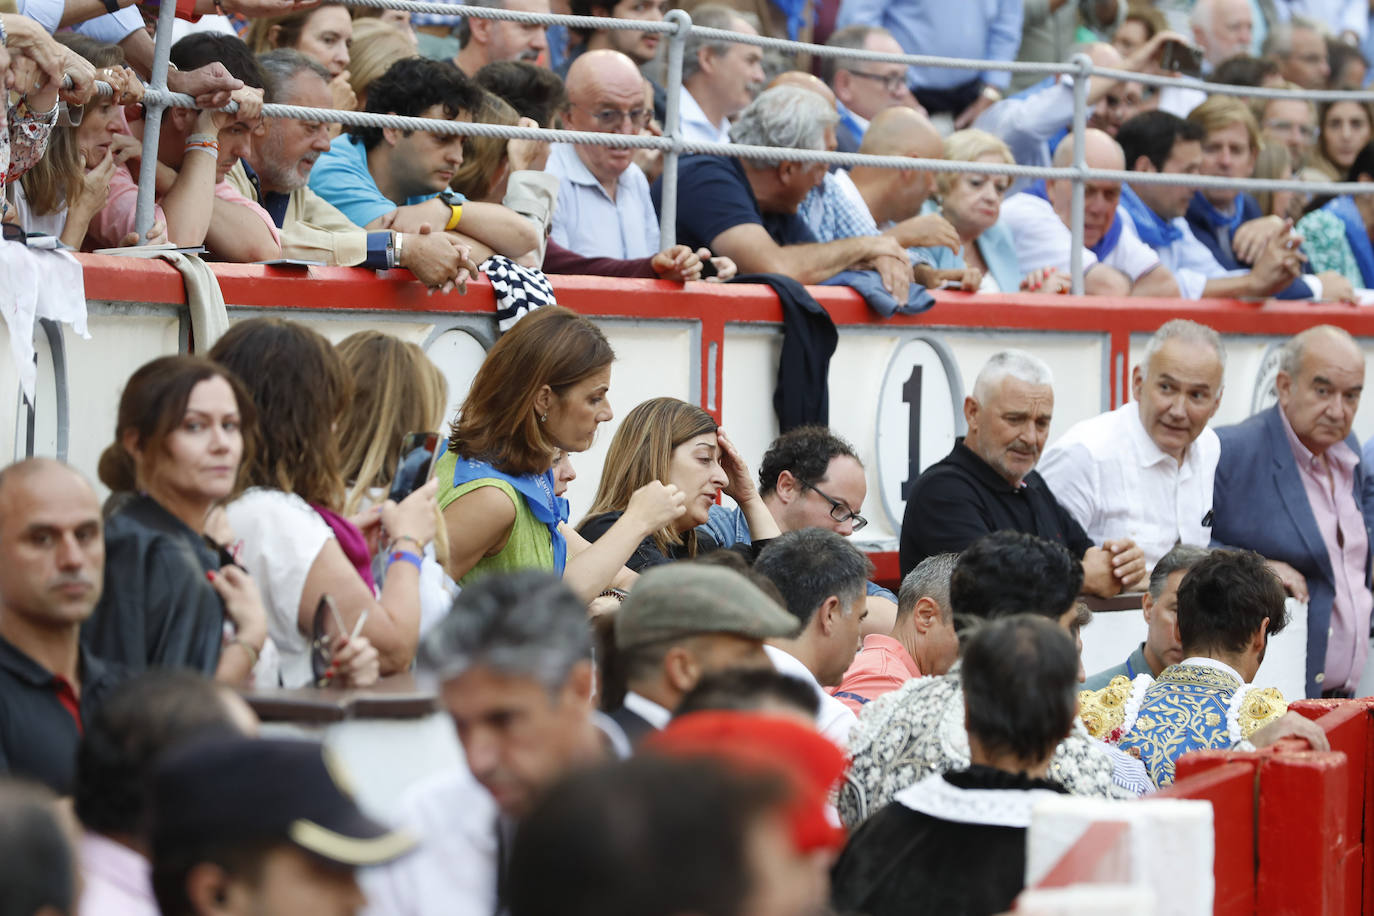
[[1159, 40, 1203, 78], [388, 432, 440, 503]]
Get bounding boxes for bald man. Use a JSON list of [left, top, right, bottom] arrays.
[[1000, 129, 1181, 297], [792, 99, 973, 289], [1213, 326, 1371, 699], [0, 459, 123, 794], [548, 50, 664, 259]]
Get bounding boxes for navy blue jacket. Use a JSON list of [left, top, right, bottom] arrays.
[[1184, 192, 1314, 300], [1211, 406, 1372, 698]]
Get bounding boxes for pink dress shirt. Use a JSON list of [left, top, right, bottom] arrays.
[[78, 830, 159, 916], [832, 634, 923, 714], [1281, 410, 1373, 693]]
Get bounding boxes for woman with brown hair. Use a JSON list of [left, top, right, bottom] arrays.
[[212, 318, 435, 687], [246, 2, 358, 112], [85, 355, 267, 684], [439, 306, 685, 593], [578, 397, 778, 571]]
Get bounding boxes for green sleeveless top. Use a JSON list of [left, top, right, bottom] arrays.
[[435, 450, 555, 586]]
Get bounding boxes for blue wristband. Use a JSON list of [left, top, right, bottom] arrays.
[[387, 549, 423, 572]]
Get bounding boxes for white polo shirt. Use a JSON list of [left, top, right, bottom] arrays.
[[1000, 191, 1162, 284]]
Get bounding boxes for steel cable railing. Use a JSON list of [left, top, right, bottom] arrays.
[[88, 0, 1374, 294]]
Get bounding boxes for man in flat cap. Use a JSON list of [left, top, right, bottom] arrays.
[[148, 735, 414, 916], [607, 563, 799, 743]]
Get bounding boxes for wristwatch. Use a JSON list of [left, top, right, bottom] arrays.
[[437, 189, 463, 231], [980, 84, 1002, 103]]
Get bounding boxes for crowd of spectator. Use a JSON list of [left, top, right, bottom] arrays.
[[4, 0, 1374, 913]]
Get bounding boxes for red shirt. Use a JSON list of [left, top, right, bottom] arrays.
[[832, 635, 923, 714]]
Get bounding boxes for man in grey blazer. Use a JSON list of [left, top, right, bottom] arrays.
[[1212, 325, 1371, 699]]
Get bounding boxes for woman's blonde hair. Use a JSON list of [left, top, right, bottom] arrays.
[[935, 128, 1013, 198], [451, 90, 519, 201], [19, 36, 124, 217], [1252, 141, 1292, 217], [579, 397, 718, 559], [348, 18, 416, 106], [336, 331, 448, 515]]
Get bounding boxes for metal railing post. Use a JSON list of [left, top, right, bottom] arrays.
[[659, 8, 691, 249], [134, 0, 182, 243], [1068, 53, 1090, 296]]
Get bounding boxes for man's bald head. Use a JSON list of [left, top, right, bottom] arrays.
[[1051, 127, 1125, 170], [859, 106, 942, 159], [767, 70, 836, 110], [0, 458, 94, 511], [565, 49, 645, 104]]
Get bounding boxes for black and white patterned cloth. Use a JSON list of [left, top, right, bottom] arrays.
[[482, 255, 556, 332]]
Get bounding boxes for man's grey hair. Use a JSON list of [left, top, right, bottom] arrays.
[[730, 86, 839, 163], [819, 24, 890, 85], [1264, 15, 1325, 58], [897, 553, 957, 622], [971, 349, 1054, 403], [1142, 319, 1227, 373], [682, 4, 760, 82], [1278, 324, 1360, 376], [419, 571, 592, 690], [1149, 544, 1211, 600], [754, 528, 872, 626], [457, 0, 511, 48], [257, 49, 331, 105]]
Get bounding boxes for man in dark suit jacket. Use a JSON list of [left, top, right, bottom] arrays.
[[1212, 325, 1372, 699], [607, 564, 798, 743]]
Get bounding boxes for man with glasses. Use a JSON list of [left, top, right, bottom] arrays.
[[549, 50, 669, 259], [899, 350, 1148, 599], [1257, 93, 1318, 167], [1266, 17, 1331, 90], [702, 426, 901, 634], [822, 25, 922, 153]]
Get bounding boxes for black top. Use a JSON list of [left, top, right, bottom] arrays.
[[899, 440, 1094, 576], [607, 704, 659, 746], [0, 636, 125, 794], [578, 511, 722, 573], [830, 766, 1068, 916], [651, 155, 819, 255], [81, 494, 225, 675]]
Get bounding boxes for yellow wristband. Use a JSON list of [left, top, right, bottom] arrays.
[[444, 203, 462, 231]]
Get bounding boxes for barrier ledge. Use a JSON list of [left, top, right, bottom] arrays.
[[237, 672, 438, 724]]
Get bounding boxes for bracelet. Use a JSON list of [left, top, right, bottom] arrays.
[[390, 534, 424, 552], [393, 231, 405, 269], [184, 133, 219, 159], [103, 0, 121, 14], [444, 203, 462, 231], [387, 549, 424, 572], [598, 588, 629, 602], [228, 637, 260, 668]]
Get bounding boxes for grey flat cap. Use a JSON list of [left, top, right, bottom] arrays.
[[614, 564, 800, 650]]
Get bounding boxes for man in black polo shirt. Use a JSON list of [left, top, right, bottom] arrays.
[[899, 350, 1147, 598], [0, 459, 122, 794]]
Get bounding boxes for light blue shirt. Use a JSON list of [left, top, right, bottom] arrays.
[[546, 142, 660, 260], [19, 0, 143, 43], [835, 0, 1023, 91], [307, 134, 452, 229]]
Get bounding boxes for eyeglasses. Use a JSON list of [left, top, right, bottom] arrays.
[[1264, 119, 1319, 142], [800, 481, 867, 531], [571, 103, 654, 132], [843, 69, 909, 94]]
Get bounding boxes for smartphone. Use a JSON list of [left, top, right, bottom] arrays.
[[1158, 40, 1203, 78], [310, 594, 346, 686], [388, 432, 441, 503], [699, 258, 719, 280]]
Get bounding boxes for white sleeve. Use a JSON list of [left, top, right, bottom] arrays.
[[15, 0, 63, 32], [70, 6, 145, 44], [1000, 194, 1099, 276], [1038, 440, 1100, 534], [1106, 228, 1163, 281]]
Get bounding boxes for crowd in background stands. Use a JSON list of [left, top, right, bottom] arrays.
[[2, 0, 1374, 913], [8, 0, 1374, 302]]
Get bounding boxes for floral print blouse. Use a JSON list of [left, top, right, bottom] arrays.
[[1, 98, 58, 220]]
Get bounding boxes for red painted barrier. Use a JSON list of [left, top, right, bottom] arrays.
[[1159, 755, 1260, 916]]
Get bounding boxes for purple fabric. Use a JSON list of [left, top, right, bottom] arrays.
[[312, 504, 377, 592]]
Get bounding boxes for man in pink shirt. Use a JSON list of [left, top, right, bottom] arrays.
[[833, 553, 960, 713], [1212, 324, 1373, 698]]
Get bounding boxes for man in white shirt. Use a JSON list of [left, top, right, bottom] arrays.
[[606, 564, 800, 743], [678, 4, 765, 145], [1039, 318, 1225, 571], [1114, 110, 1304, 300], [362, 573, 618, 916], [548, 50, 661, 259], [1000, 128, 1182, 297], [753, 529, 870, 748]]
